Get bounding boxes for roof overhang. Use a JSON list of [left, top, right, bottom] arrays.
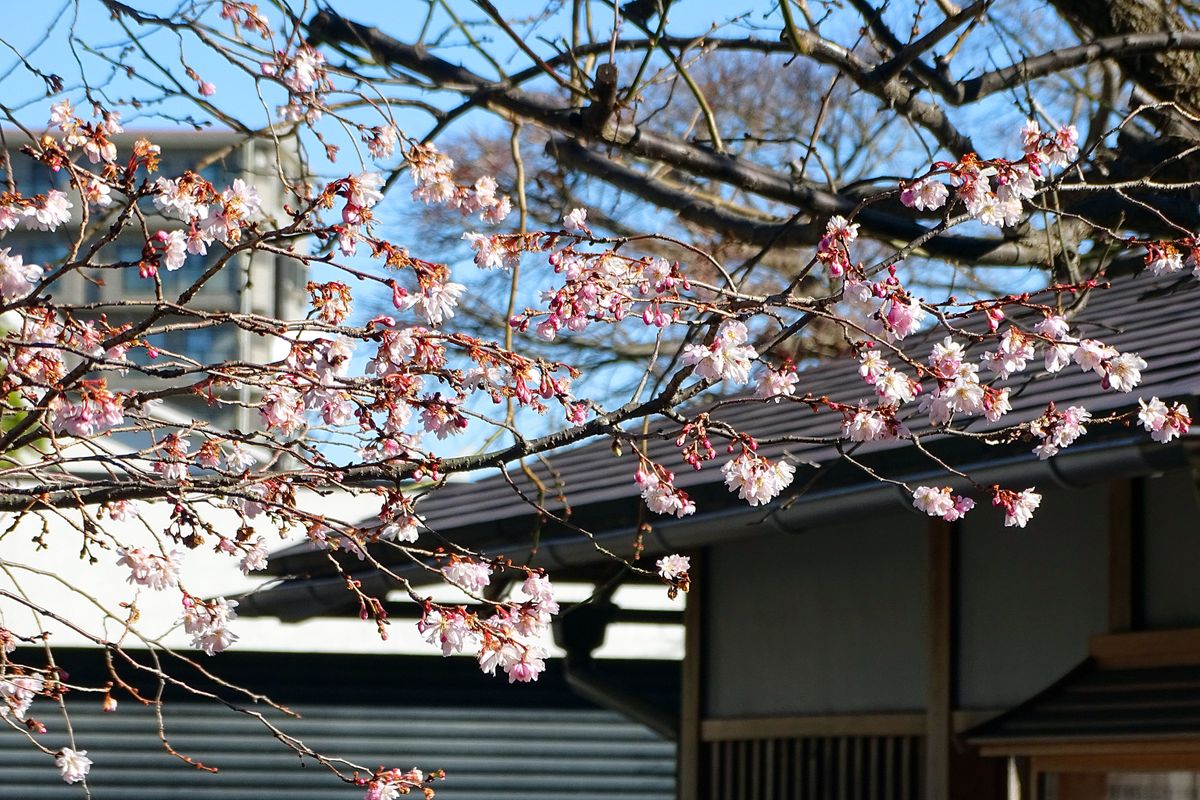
[[968, 628, 1200, 757], [237, 429, 1198, 620]]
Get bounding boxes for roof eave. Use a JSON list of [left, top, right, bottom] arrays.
[[238, 430, 1195, 620]]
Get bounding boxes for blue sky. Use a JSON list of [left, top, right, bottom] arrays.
[[0, 1, 1066, 458]]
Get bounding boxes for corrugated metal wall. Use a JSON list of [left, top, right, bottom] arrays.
[[1, 702, 676, 799]]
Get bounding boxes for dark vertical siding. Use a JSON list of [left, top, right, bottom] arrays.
[[702, 735, 923, 800]]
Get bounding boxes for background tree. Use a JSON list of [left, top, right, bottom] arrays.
[[293, 0, 1200, 376]]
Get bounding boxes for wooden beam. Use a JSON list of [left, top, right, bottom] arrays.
[[951, 709, 1007, 732], [678, 550, 704, 800], [1032, 752, 1200, 773], [989, 738, 1200, 758], [700, 713, 926, 741], [1108, 479, 1133, 633], [1090, 627, 1200, 667], [927, 518, 954, 800]]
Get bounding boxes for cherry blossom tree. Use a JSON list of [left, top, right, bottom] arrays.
[[0, 0, 1199, 796]]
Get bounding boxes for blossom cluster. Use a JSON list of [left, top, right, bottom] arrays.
[[817, 215, 860, 276], [150, 170, 263, 273], [363, 767, 431, 800], [921, 337, 1012, 426], [47, 379, 124, 438], [180, 595, 239, 656], [682, 320, 756, 385], [1139, 397, 1192, 443], [408, 142, 511, 223], [0, 671, 44, 721], [898, 119, 1079, 228], [721, 450, 796, 507], [508, 242, 688, 343], [840, 276, 928, 342], [267, 44, 330, 123], [912, 486, 975, 522], [417, 571, 557, 684], [116, 547, 182, 590], [992, 487, 1043, 528], [636, 463, 696, 517], [1029, 403, 1092, 460]]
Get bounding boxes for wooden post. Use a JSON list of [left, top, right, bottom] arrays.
[[927, 519, 954, 800], [679, 550, 704, 800]]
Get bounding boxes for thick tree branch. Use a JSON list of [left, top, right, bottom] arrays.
[[552, 138, 1073, 265], [956, 30, 1200, 104], [305, 11, 1073, 262]]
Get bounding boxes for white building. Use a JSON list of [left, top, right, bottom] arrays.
[[5, 130, 309, 429]]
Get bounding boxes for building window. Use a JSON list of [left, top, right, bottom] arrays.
[[4, 154, 65, 195], [157, 150, 234, 186], [122, 247, 240, 296], [20, 240, 69, 267], [131, 325, 238, 366], [1044, 769, 1200, 800]]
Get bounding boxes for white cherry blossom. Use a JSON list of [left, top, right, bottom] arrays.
[[56, 748, 92, 784]]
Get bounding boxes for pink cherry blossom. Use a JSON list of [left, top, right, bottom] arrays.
[[414, 280, 465, 326], [993, 487, 1042, 528], [844, 408, 893, 442], [756, 366, 798, 400], [25, 190, 72, 231], [116, 547, 181, 590], [1073, 339, 1118, 374], [419, 609, 475, 656], [721, 452, 795, 506], [859, 349, 888, 384], [1, 674, 43, 720], [156, 230, 189, 271], [881, 294, 926, 340], [656, 553, 691, 580], [1146, 243, 1184, 276], [0, 249, 43, 300], [1030, 404, 1091, 459], [381, 514, 423, 543], [240, 539, 269, 573], [912, 486, 975, 522], [900, 177, 949, 211], [1138, 397, 1191, 443], [181, 595, 238, 655], [563, 207, 588, 231], [875, 368, 920, 405], [681, 320, 755, 384], [444, 558, 491, 594], [636, 468, 696, 517], [1105, 352, 1146, 392]]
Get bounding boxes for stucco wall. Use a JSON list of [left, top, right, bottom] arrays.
[[702, 471, 1200, 719], [955, 482, 1109, 708], [1142, 469, 1200, 628], [704, 512, 929, 717]]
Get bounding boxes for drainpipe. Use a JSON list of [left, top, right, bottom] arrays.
[[552, 596, 680, 741]]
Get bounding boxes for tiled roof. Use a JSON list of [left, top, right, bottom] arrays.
[[243, 273, 1200, 616], [967, 659, 1200, 750], [396, 274, 1200, 530]]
